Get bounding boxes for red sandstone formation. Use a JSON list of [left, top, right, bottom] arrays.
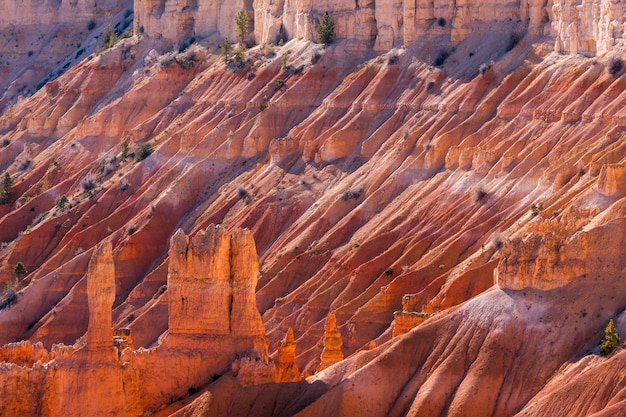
[[317, 311, 344, 372], [0, 0, 626, 416], [275, 327, 302, 383]]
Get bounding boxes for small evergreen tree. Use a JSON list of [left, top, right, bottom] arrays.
[[600, 319, 621, 356], [221, 38, 233, 64], [235, 10, 249, 44], [102, 26, 118, 51], [135, 142, 153, 161], [56, 195, 68, 210], [316, 12, 335, 45], [0, 172, 11, 203], [121, 140, 129, 160], [12, 262, 27, 281], [234, 43, 247, 65]]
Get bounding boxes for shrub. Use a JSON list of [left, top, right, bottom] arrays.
[[56, 195, 68, 210], [433, 50, 449, 67], [80, 176, 96, 191], [600, 319, 621, 356], [135, 143, 153, 161], [437, 17, 446, 27], [1, 138, 9, 147], [0, 282, 17, 311], [102, 26, 118, 51], [384, 268, 393, 276], [530, 203, 540, 216], [17, 159, 31, 172], [87, 20, 96, 31], [479, 62, 492, 75], [608, 56, 623, 77], [12, 262, 27, 280], [234, 43, 247, 65], [341, 189, 362, 201], [474, 187, 487, 202], [316, 12, 335, 45]]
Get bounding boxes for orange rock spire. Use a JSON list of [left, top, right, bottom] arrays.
[[317, 311, 344, 372]]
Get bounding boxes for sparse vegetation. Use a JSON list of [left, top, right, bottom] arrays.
[[56, 195, 68, 210], [17, 159, 31, 172], [479, 62, 493, 75], [433, 50, 449, 67], [281, 53, 289, 71], [12, 262, 27, 280], [316, 12, 335, 45], [237, 186, 251, 204], [0, 280, 17, 311], [0, 172, 11, 203], [102, 26, 118, 51], [121, 140, 129, 160], [221, 38, 233, 64], [600, 319, 621, 356], [530, 203, 540, 216], [608, 56, 623, 77], [341, 189, 363, 201], [234, 43, 247, 65], [274, 78, 286, 90], [135, 143, 153, 161], [80, 176, 96, 192], [474, 187, 488, 202]]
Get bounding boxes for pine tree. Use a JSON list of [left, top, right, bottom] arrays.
[[0, 172, 11, 203], [600, 319, 621, 356], [221, 38, 233, 64], [12, 262, 27, 281], [316, 12, 335, 45], [235, 10, 249, 44]]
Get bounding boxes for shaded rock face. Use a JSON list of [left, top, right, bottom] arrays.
[[0, 0, 131, 110]]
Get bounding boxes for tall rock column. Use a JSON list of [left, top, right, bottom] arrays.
[[317, 311, 344, 372], [86, 242, 115, 350], [168, 226, 232, 335], [231, 228, 265, 339], [275, 327, 301, 382]]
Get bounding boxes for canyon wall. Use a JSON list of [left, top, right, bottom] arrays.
[[134, 0, 626, 55]]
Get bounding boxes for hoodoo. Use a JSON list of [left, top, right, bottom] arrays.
[[0, 0, 626, 416]]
